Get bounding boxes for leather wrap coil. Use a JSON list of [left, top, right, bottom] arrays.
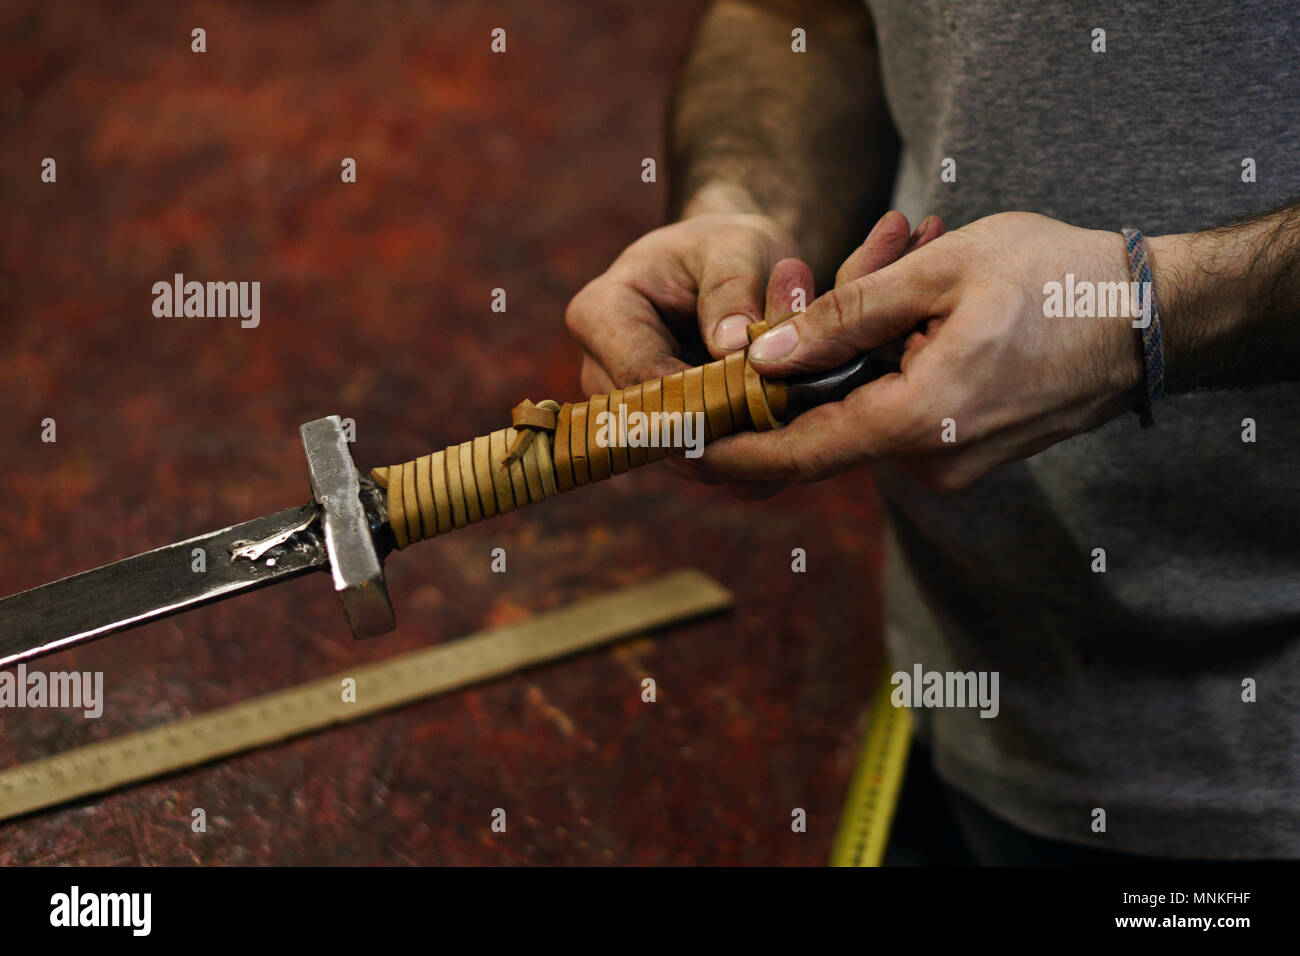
[[372, 339, 786, 549]]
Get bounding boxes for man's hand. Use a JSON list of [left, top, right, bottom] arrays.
[[565, 207, 800, 396], [567, 209, 945, 492], [563, 0, 893, 399], [702, 212, 1146, 491]]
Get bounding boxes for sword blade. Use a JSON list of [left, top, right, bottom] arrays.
[[0, 503, 328, 668]]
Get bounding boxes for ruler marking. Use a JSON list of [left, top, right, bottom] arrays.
[[829, 667, 913, 867], [0, 570, 730, 823]]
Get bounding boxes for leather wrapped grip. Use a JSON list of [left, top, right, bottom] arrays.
[[372, 349, 786, 549]]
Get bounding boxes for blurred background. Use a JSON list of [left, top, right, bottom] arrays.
[[0, 0, 884, 864]]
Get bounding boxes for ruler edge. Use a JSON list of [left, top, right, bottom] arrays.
[[0, 568, 732, 826], [829, 666, 913, 867]]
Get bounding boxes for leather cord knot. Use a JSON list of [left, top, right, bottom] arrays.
[[503, 398, 561, 466]]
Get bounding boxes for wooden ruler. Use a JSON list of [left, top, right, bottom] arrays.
[[0, 569, 731, 823], [829, 666, 913, 867]]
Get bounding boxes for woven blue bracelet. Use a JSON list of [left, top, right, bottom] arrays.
[[1121, 227, 1165, 427]]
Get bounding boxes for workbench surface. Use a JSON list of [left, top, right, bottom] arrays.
[[0, 0, 885, 865]]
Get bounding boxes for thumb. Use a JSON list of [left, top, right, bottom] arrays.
[[747, 256, 942, 375]]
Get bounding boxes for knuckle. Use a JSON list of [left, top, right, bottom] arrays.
[[793, 455, 828, 484], [782, 433, 834, 484], [564, 284, 599, 334], [762, 431, 810, 483], [698, 272, 762, 318], [787, 449, 818, 484], [820, 283, 858, 342], [700, 270, 754, 296], [699, 258, 761, 296]]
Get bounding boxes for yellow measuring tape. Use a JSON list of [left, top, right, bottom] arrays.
[[0, 569, 731, 823], [830, 666, 913, 867]]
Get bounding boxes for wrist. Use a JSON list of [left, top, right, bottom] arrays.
[[1145, 230, 1230, 393], [679, 180, 766, 220], [1094, 229, 1147, 403], [1144, 231, 1190, 325], [679, 178, 805, 247], [675, 175, 868, 283], [677, 179, 801, 261]]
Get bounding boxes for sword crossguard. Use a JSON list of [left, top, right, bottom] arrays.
[[300, 416, 396, 639]]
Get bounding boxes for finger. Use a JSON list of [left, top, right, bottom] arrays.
[[695, 247, 772, 357], [898, 332, 929, 377], [661, 452, 786, 498], [578, 353, 617, 396], [663, 454, 725, 485], [834, 210, 912, 287], [765, 257, 815, 322], [903, 214, 946, 254], [565, 278, 688, 387], [747, 250, 952, 375], [693, 374, 918, 482], [898, 317, 946, 376]]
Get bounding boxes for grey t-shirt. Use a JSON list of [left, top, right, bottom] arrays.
[[864, 0, 1300, 857]]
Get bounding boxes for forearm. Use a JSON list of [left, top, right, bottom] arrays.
[[1150, 202, 1300, 392], [667, 0, 895, 280]]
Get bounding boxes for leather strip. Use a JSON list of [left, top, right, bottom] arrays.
[[505, 398, 559, 465], [521, 439, 545, 503], [683, 366, 709, 441], [641, 377, 665, 463], [607, 387, 630, 475], [622, 384, 646, 468], [660, 370, 686, 456], [430, 449, 453, 533], [702, 359, 733, 439], [569, 403, 591, 486], [415, 453, 437, 540], [762, 378, 787, 421], [504, 427, 530, 506], [553, 403, 576, 492], [402, 461, 420, 546], [445, 443, 468, 529], [489, 429, 515, 513], [587, 393, 612, 481], [724, 351, 750, 429], [534, 423, 558, 498], [459, 441, 483, 523], [744, 360, 778, 432], [474, 435, 498, 518], [389, 461, 410, 549], [512, 402, 558, 430]]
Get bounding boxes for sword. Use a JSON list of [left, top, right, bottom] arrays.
[[0, 346, 890, 670], [0, 416, 395, 669]]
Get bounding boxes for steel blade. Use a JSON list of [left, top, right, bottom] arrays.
[[0, 503, 328, 668]]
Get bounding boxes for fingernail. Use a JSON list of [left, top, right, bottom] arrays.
[[749, 322, 799, 362], [714, 314, 752, 350], [867, 212, 890, 240], [909, 215, 934, 243]]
